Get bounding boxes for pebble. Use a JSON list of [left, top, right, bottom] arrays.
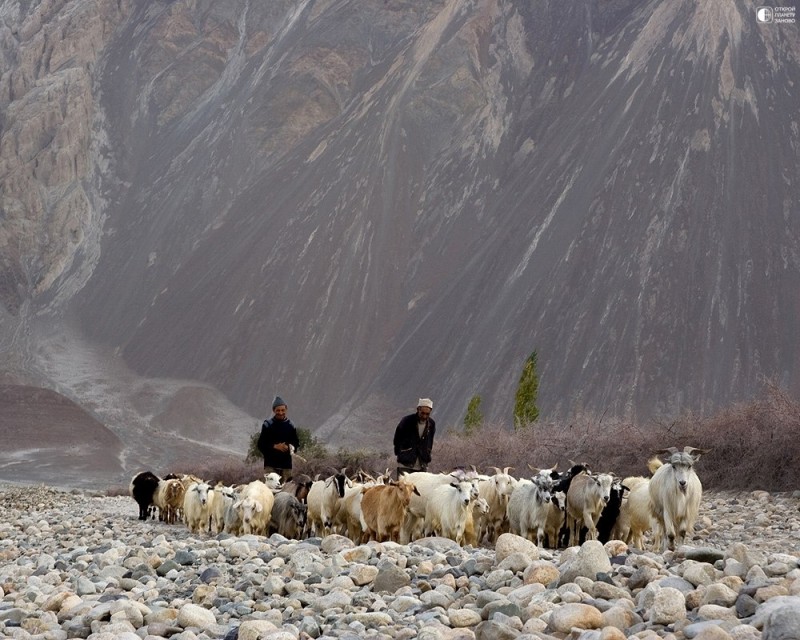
[[0, 485, 798, 639]]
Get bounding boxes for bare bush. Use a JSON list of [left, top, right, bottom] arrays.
[[687, 382, 800, 490], [170, 455, 264, 486], [117, 383, 799, 494], [432, 383, 800, 491], [293, 448, 395, 480]]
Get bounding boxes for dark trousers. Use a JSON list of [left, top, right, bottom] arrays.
[[264, 466, 292, 483]]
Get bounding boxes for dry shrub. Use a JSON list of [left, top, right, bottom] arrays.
[[170, 455, 264, 486], [433, 383, 800, 491], [293, 448, 395, 480], [431, 419, 659, 480], [431, 425, 539, 475], [113, 383, 799, 493], [682, 382, 800, 491]]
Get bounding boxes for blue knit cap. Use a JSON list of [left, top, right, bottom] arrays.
[[272, 396, 286, 410]]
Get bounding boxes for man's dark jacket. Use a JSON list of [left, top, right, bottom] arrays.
[[257, 417, 300, 469], [393, 413, 436, 467]]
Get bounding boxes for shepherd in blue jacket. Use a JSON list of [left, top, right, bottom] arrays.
[[257, 396, 300, 483]]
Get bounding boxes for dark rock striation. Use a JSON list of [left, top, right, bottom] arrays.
[[0, 0, 798, 467]]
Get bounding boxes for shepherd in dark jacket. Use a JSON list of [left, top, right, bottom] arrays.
[[393, 398, 436, 478], [257, 396, 300, 483]]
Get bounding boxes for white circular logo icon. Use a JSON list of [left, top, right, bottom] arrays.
[[756, 6, 774, 22]]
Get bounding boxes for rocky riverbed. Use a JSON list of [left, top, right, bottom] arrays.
[[0, 485, 798, 640]]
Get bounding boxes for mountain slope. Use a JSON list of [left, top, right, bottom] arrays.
[[1, 0, 798, 455]]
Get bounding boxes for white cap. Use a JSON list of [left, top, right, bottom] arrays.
[[417, 398, 433, 410]]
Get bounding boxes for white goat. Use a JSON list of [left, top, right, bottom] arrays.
[[614, 457, 665, 546], [209, 484, 237, 535], [183, 482, 215, 534], [332, 478, 382, 543], [223, 486, 245, 535], [263, 472, 283, 492], [424, 480, 475, 545], [464, 497, 490, 547], [649, 447, 708, 551], [399, 470, 479, 543], [477, 467, 517, 544], [507, 472, 555, 547], [565, 472, 614, 546], [236, 480, 275, 536], [306, 469, 349, 537], [544, 490, 567, 549], [618, 478, 652, 549]]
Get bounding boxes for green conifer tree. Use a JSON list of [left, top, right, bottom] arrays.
[[463, 395, 483, 435], [514, 350, 540, 429]]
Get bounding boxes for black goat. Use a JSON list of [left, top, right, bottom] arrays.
[[596, 479, 629, 543], [129, 471, 160, 521]]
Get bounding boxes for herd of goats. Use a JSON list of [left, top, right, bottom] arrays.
[[129, 446, 708, 553]]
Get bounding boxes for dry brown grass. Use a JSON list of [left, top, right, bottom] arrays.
[[135, 383, 800, 494]]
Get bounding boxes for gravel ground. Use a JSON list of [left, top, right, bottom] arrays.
[[0, 484, 798, 640]]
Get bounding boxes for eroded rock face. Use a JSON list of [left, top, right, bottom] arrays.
[[0, 0, 129, 314], [1, 1, 799, 451]]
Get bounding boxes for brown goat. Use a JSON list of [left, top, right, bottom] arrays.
[[154, 478, 186, 525], [360, 479, 419, 542]]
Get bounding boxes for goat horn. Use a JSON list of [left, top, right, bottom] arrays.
[[655, 447, 679, 456]]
